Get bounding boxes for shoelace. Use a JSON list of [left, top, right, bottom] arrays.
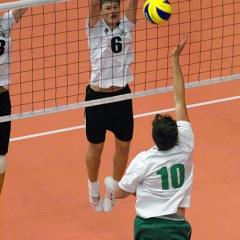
[[90, 195, 101, 205]]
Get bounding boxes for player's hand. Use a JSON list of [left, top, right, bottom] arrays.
[[172, 33, 188, 58]]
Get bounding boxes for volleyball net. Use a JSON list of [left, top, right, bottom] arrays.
[[0, 0, 239, 122]]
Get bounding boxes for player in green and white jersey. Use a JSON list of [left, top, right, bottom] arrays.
[[114, 34, 194, 240]]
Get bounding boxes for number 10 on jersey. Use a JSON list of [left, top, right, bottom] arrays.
[[156, 164, 185, 190]]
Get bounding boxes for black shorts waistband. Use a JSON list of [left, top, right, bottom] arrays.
[[86, 84, 131, 99]]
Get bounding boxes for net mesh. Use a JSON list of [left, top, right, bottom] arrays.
[[0, 0, 240, 122]]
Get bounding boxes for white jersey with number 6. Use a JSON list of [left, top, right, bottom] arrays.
[[119, 120, 194, 218], [0, 11, 16, 89], [86, 15, 135, 88]]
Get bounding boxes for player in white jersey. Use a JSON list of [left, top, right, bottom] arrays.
[[85, 0, 140, 213], [114, 34, 194, 239], [0, 7, 28, 195]]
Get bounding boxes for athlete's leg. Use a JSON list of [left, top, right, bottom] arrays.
[[113, 138, 131, 181], [0, 173, 5, 194], [0, 155, 6, 195], [86, 142, 104, 182], [0, 173, 5, 195], [103, 138, 131, 213], [86, 141, 105, 212]]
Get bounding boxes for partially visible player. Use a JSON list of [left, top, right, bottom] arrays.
[[114, 34, 194, 239], [85, 0, 140, 213], [0, 7, 28, 195]]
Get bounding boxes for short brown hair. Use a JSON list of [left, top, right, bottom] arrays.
[[152, 114, 178, 151]]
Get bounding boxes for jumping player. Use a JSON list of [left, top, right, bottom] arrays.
[[0, 7, 28, 195], [85, 0, 139, 213], [114, 34, 194, 239]]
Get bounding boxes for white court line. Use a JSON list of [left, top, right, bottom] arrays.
[[10, 95, 240, 142]]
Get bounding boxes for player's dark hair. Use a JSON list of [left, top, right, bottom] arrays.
[[100, 0, 120, 10], [152, 114, 178, 151]]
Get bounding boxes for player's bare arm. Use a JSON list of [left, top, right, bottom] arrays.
[[88, 0, 101, 28], [114, 186, 132, 199], [125, 0, 139, 24], [172, 33, 189, 122], [12, 8, 28, 23]]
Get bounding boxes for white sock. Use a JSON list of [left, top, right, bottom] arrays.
[[88, 179, 100, 195], [111, 178, 119, 192]]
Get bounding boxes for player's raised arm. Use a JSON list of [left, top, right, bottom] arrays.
[[172, 33, 189, 122], [12, 8, 28, 23], [125, 0, 139, 24], [87, 0, 101, 28]]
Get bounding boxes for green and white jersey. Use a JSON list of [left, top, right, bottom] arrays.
[[119, 121, 194, 218], [86, 15, 135, 88], [0, 11, 16, 89]]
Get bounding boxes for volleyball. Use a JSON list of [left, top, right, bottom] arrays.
[[143, 0, 172, 24]]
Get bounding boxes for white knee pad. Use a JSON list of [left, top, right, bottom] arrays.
[[0, 155, 6, 174]]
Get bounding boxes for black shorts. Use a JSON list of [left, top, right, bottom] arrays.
[[85, 85, 134, 144], [134, 215, 192, 240], [0, 91, 11, 155]]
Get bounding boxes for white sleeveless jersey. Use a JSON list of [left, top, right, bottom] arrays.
[[86, 15, 135, 88], [0, 11, 16, 89], [119, 121, 194, 218]]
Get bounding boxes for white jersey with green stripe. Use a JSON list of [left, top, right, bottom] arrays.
[[86, 15, 135, 88], [0, 11, 16, 89], [119, 120, 194, 218]]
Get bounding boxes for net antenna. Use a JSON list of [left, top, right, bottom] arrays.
[[0, 0, 239, 123]]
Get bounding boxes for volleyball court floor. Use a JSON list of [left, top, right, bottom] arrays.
[[0, 79, 239, 240], [0, 0, 240, 238]]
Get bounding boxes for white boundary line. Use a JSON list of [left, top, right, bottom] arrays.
[[9, 95, 240, 142]]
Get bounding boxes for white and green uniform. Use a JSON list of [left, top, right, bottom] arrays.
[[86, 15, 135, 88], [119, 120, 194, 218], [0, 10, 16, 89]]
